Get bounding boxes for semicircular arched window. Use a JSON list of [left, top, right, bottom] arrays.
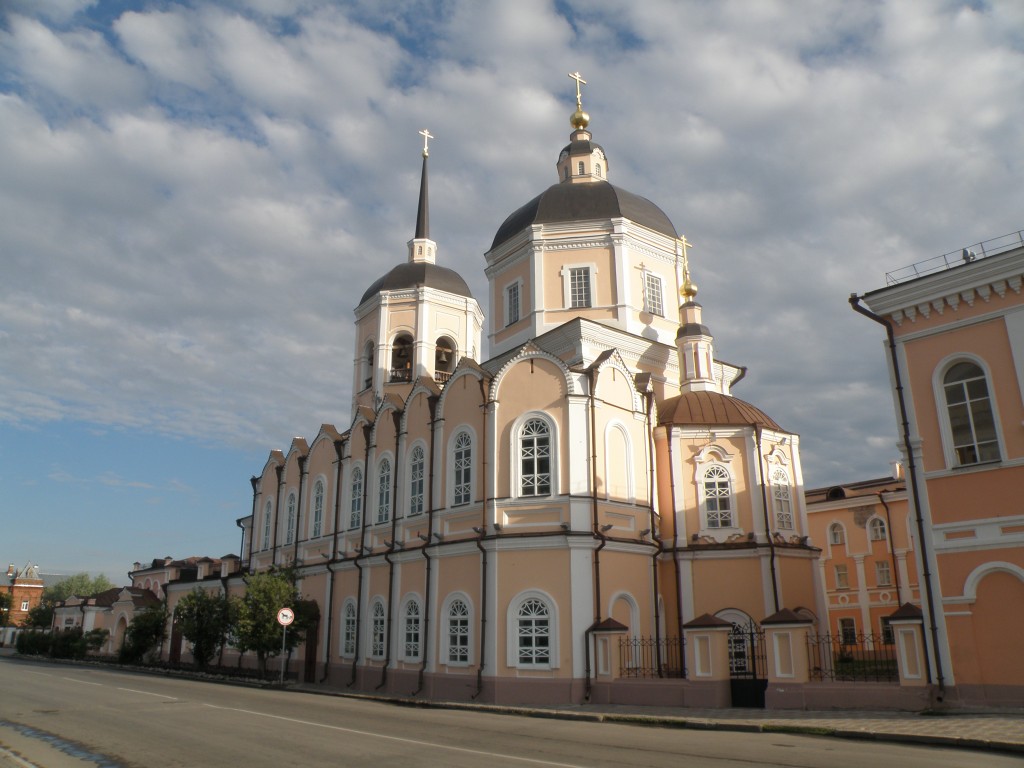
[[943, 361, 1000, 465]]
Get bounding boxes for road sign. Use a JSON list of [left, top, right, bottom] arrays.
[[277, 607, 294, 626]]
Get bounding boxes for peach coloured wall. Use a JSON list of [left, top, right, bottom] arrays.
[[691, 556, 763, 620], [946, 570, 1024, 686], [925, 465, 1024, 527], [541, 245, 617, 324]]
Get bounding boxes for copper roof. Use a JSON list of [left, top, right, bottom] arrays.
[[658, 390, 782, 431]]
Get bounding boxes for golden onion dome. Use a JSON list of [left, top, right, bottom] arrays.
[[570, 106, 590, 130]]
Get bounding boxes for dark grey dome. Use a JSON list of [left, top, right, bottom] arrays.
[[360, 262, 474, 306], [491, 180, 678, 251]]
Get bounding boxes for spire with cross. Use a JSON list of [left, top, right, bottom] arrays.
[[568, 71, 590, 130]]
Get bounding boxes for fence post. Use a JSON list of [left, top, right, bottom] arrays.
[[888, 603, 927, 687], [761, 609, 814, 709], [682, 614, 732, 708]]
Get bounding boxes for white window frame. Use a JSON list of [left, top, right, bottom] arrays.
[[643, 271, 664, 317], [400, 594, 422, 662], [559, 263, 597, 309], [311, 478, 325, 538], [442, 593, 473, 667], [829, 523, 845, 545], [512, 413, 556, 498], [875, 559, 892, 587], [349, 466, 364, 530], [933, 354, 1003, 468], [505, 280, 522, 327], [506, 589, 559, 669], [262, 500, 272, 551], [700, 464, 735, 529], [369, 598, 386, 660], [770, 467, 793, 530], [868, 517, 887, 542], [341, 600, 357, 657], [376, 455, 392, 524], [20, 599, 29, 611], [603, 421, 635, 503], [835, 564, 850, 590], [408, 443, 426, 516], [449, 428, 474, 507], [285, 492, 296, 545]]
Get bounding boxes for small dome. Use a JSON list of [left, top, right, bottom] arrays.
[[491, 180, 678, 251], [658, 390, 783, 431], [359, 262, 474, 306]]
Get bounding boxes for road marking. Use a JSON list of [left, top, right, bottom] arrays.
[[60, 677, 103, 686], [116, 687, 178, 700], [202, 704, 586, 767]]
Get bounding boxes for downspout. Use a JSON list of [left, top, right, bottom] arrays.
[[644, 391, 664, 677], [245, 476, 258, 573], [320, 439, 346, 682], [272, 464, 284, 565], [472, 378, 489, 701], [851, 294, 943, 695], [666, 434, 686, 674], [348, 425, 373, 688], [584, 366, 603, 703], [755, 425, 781, 613], [292, 456, 307, 566], [413, 395, 440, 697], [376, 411, 403, 691]]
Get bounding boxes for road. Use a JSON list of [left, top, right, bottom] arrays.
[[0, 657, 1018, 768]]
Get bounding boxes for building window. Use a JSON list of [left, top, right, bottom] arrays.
[[702, 465, 733, 528], [409, 446, 425, 516], [880, 617, 894, 644], [520, 418, 551, 496], [643, 273, 664, 316], [569, 267, 592, 308], [577, 160, 584, 176], [363, 340, 375, 391], [370, 600, 386, 659], [262, 501, 272, 551], [447, 598, 470, 664], [506, 283, 520, 326], [943, 361, 1000, 465], [875, 560, 892, 587], [829, 523, 845, 545], [377, 458, 392, 524], [20, 599, 29, 611], [390, 334, 414, 383], [771, 467, 793, 530], [350, 467, 363, 529], [839, 618, 857, 644], [342, 602, 356, 656], [312, 480, 324, 538], [285, 493, 296, 545], [868, 517, 887, 541], [835, 564, 849, 589], [595, 162, 602, 178], [516, 598, 551, 666], [403, 599, 421, 661], [453, 431, 472, 506]]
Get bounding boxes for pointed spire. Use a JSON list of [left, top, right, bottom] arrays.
[[675, 236, 717, 392], [409, 129, 437, 264]]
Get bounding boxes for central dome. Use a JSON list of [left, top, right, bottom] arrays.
[[359, 262, 473, 306], [490, 180, 678, 251]]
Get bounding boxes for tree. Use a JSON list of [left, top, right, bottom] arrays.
[[231, 568, 304, 677], [0, 592, 11, 629], [120, 603, 168, 663], [175, 588, 231, 669], [26, 573, 117, 629]]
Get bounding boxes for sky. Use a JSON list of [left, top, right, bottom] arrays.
[[2, 0, 1022, 580]]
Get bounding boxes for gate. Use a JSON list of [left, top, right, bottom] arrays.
[[728, 622, 767, 708]]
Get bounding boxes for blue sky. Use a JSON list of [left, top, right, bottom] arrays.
[[2, 0, 1023, 579]]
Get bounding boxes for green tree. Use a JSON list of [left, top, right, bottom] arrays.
[[26, 573, 117, 629], [231, 568, 304, 677], [120, 603, 168, 663], [25, 602, 54, 628], [0, 592, 11, 629], [175, 588, 232, 669]]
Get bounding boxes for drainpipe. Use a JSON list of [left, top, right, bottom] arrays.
[[583, 366, 603, 703], [271, 464, 284, 565], [245, 476, 258, 573], [376, 412, 403, 691], [348, 425, 373, 688], [472, 378, 490, 701], [644, 391, 664, 677], [666, 434, 686, 675], [320, 438, 346, 683], [413, 395, 440, 697], [293, 456, 308, 566], [851, 294, 943, 696], [755, 425, 781, 613]]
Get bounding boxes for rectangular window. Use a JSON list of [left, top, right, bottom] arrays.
[[21, 599, 29, 611], [342, 608, 356, 656], [569, 267, 591, 308], [880, 618, 894, 645], [404, 605, 421, 660], [875, 560, 892, 586], [506, 283, 520, 326], [449, 617, 469, 663], [839, 618, 857, 645], [644, 273, 664, 317], [454, 433, 472, 506], [834, 564, 849, 589]]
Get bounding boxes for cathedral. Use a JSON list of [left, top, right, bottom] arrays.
[[239, 75, 823, 705]]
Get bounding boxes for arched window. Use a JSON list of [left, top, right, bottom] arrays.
[[868, 517, 887, 542], [595, 162, 602, 178], [403, 599, 421, 661], [577, 160, 585, 176], [370, 600, 386, 659], [363, 340, 375, 391], [453, 432, 472, 506], [943, 361, 1000, 465], [702, 465, 733, 528], [285, 492, 296, 545], [520, 418, 551, 496], [312, 479, 324, 538], [829, 523, 845, 545], [350, 467, 363, 529], [390, 334, 414, 383], [516, 597, 551, 666], [341, 601, 357, 657], [771, 468, 793, 530], [446, 598, 470, 664], [409, 446, 425, 516], [376, 458, 392, 523], [435, 336, 456, 382], [262, 500, 272, 550]]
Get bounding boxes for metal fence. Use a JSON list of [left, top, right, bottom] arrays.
[[618, 635, 686, 678], [807, 632, 899, 683]]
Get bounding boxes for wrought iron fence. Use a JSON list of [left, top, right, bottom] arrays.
[[807, 631, 898, 683], [618, 635, 686, 678]]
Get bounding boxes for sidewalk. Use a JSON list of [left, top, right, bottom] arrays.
[[294, 685, 1024, 756]]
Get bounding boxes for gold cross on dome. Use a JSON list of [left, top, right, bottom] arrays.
[[419, 128, 434, 156], [679, 235, 694, 276], [568, 71, 586, 107]]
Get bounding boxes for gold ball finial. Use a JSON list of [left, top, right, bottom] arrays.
[[681, 277, 698, 300], [570, 107, 590, 130]]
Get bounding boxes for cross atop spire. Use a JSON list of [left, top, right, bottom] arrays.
[[568, 71, 586, 108], [419, 128, 434, 157], [567, 71, 590, 131]]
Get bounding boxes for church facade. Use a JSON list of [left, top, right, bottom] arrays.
[[234, 81, 824, 705]]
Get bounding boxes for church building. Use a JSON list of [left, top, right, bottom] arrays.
[[235, 75, 823, 705]]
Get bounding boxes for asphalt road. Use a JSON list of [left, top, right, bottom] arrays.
[[0, 658, 1019, 768]]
